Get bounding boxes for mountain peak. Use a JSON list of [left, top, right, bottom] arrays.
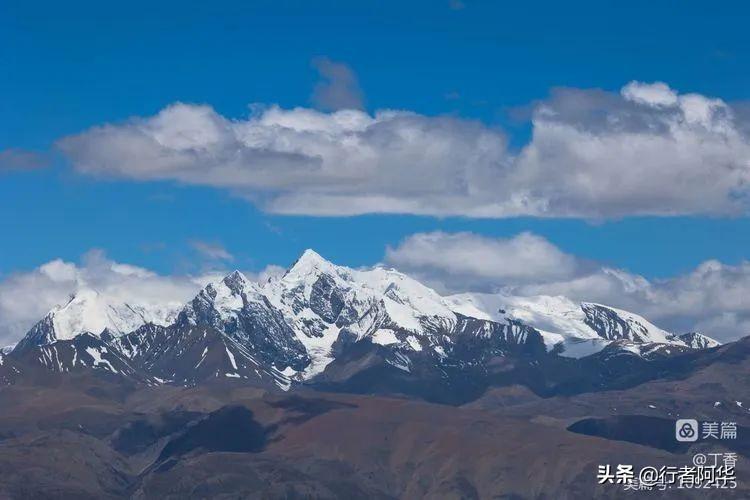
[[226, 269, 245, 279], [60, 287, 100, 307], [15, 285, 183, 352], [299, 248, 327, 264], [285, 249, 337, 279], [222, 270, 252, 294], [679, 331, 721, 349]]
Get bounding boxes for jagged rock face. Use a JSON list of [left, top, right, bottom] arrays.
[[679, 332, 721, 349], [174, 251, 471, 379], [594, 339, 694, 361], [14, 314, 57, 352], [580, 303, 674, 344], [111, 324, 289, 388], [582, 304, 635, 341], [179, 273, 311, 372], [451, 317, 546, 357], [309, 274, 346, 323], [0, 352, 22, 385], [444, 293, 690, 358], [12, 333, 146, 381]]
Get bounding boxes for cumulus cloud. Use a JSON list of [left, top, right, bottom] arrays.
[[0, 250, 280, 347], [621, 81, 678, 107], [56, 81, 750, 219], [512, 82, 750, 217], [385, 231, 750, 342], [385, 231, 582, 291], [58, 104, 511, 216], [311, 57, 364, 111]]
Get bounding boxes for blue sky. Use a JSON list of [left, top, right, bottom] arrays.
[[2, 0, 750, 280]]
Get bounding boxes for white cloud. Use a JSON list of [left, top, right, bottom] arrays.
[[385, 231, 581, 291], [57, 81, 750, 219], [621, 81, 678, 107], [385, 231, 750, 342], [253, 264, 286, 284], [512, 84, 750, 217], [58, 104, 512, 216]]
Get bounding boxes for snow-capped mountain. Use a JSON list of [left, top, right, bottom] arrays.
[[255, 249, 462, 378], [178, 270, 312, 377], [0, 351, 22, 386], [14, 288, 183, 351], [110, 323, 291, 388], [13, 332, 146, 380], [445, 293, 688, 358], [679, 331, 721, 349], [7, 249, 720, 397], [174, 249, 484, 380]]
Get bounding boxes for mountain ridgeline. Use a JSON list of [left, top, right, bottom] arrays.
[[3, 250, 723, 403]]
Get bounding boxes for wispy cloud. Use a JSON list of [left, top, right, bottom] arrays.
[[190, 240, 234, 262], [311, 57, 364, 111], [0, 148, 48, 172]]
